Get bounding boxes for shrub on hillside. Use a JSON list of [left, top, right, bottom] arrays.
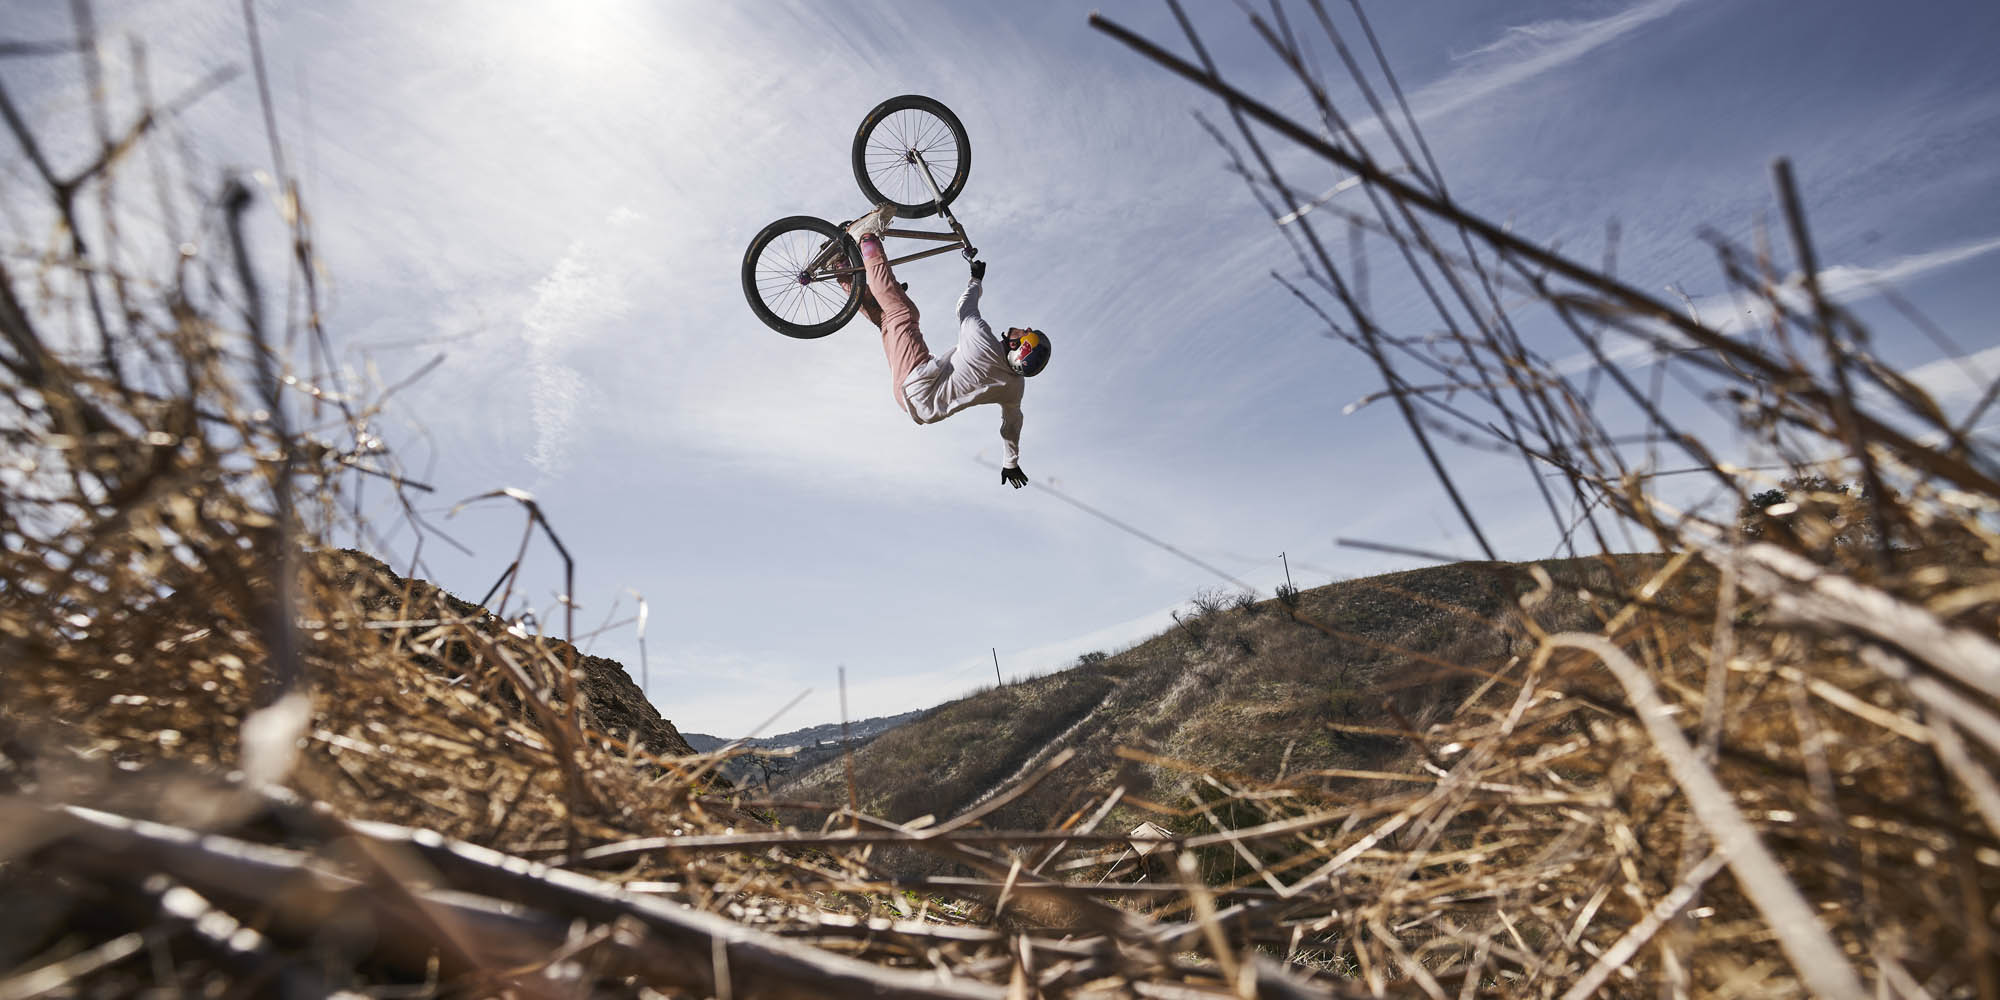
[[1187, 587, 1231, 617], [1737, 475, 1886, 564]]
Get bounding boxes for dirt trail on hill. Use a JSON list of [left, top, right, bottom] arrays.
[[962, 675, 1126, 811], [961, 648, 1226, 814]]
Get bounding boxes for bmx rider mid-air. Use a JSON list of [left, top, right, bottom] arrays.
[[841, 201, 1051, 489]]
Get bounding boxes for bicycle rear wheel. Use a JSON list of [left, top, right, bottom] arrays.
[[741, 216, 864, 339], [852, 95, 970, 220]]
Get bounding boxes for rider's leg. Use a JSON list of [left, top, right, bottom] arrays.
[[859, 234, 930, 413], [837, 274, 885, 329]]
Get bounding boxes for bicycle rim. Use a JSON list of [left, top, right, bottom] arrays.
[[855, 98, 968, 217], [744, 219, 861, 337]]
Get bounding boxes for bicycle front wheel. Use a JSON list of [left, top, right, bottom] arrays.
[[741, 216, 864, 339], [851, 95, 970, 219]]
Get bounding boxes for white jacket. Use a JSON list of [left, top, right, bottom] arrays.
[[901, 278, 1025, 467]]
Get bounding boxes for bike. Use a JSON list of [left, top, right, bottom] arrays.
[[741, 95, 976, 339]]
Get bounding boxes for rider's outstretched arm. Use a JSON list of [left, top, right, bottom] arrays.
[[957, 274, 984, 325], [998, 401, 1026, 488]]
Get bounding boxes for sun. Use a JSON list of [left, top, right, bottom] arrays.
[[488, 0, 650, 88]]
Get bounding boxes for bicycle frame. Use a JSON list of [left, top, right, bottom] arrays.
[[808, 149, 974, 282]]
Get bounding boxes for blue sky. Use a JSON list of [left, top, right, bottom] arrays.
[[6, 0, 1998, 736]]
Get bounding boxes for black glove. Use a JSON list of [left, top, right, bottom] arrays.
[[1001, 465, 1028, 489], [970, 259, 987, 281]]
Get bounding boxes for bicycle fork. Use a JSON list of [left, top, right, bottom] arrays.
[[911, 149, 975, 261]]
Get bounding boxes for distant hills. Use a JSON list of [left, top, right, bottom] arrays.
[[683, 709, 928, 787]]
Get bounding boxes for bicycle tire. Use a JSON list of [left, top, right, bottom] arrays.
[[741, 215, 864, 339], [851, 95, 970, 220]]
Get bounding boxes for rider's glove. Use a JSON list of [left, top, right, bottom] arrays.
[[970, 259, 987, 282], [1001, 465, 1028, 489]]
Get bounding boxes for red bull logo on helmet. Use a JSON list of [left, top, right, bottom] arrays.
[[1010, 330, 1050, 377]]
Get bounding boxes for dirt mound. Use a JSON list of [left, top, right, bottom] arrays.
[[326, 549, 696, 759]]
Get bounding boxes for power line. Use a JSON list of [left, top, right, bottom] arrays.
[[972, 457, 1258, 594]]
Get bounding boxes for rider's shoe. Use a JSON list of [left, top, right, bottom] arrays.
[[846, 201, 896, 241]]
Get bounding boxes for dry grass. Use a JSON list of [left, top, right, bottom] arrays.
[[5, 2, 2000, 998]]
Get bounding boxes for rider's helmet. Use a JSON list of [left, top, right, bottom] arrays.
[[1008, 329, 1051, 377]]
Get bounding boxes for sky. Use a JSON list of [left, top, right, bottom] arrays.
[[5, 0, 1998, 736]]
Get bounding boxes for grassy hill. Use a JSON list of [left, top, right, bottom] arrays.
[[781, 555, 1676, 844]]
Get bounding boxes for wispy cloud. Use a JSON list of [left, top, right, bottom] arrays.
[[519, 209, 642, 479], [1689, 232, 2000, 335], [1412, 0, 1692, 123], [1551, 231, 2000, 376], [1813, 235, 2000, 301]]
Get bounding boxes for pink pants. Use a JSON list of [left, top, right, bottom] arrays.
[[860, 236, 932, 415]]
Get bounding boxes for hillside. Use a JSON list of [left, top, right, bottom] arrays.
[[781, 556, 1674, 842]]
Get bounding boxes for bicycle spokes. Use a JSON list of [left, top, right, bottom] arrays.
[[750, 230, 855, 328], [859, 106, 963, 211]]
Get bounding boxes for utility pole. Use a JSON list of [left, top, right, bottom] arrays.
[[839, 666, 856, 829], [992, 647, 1002, 687], [1280, 552, 1294, 591], [635, 597, 650, 699]]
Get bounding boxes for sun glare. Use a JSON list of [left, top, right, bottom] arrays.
[[489, 0, 648, 88]]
